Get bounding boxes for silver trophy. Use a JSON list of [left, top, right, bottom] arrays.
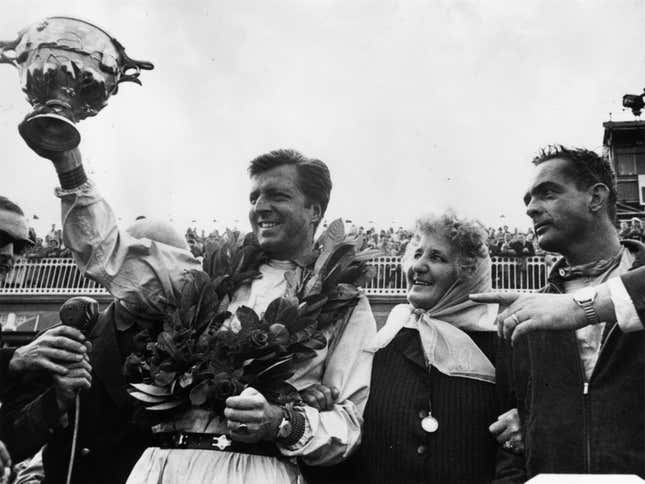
[[0, 17, 153, 151]]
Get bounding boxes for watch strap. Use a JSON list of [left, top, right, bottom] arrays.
[[580, 301, 600, 324], [277, 405, 306, 447], [577, 298, 601, 326]]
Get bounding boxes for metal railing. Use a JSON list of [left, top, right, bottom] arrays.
[[364, 255, 548, 296], [0, 256, 549, 297], [0, 258, 106, 296]]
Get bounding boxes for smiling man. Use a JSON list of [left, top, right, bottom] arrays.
[[248, 150, 327, 263], [493, 145, 645, 479], [24, 145, 376, 484]]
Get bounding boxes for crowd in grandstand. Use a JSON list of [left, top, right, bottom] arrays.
[[165, 219, 645, 259], [21, 224, 70, 259], [18, 217, 645, 261]]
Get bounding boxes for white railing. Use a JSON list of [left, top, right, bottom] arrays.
[[0, 256, 549, 297], [365, 255, 548, 296], [0, 258, 107, 296], [491, 256, 548, 292]]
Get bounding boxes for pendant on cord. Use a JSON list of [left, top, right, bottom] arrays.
[[421, 414, 439, 433]]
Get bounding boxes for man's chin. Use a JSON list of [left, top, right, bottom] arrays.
[[257, 237, 282, 257], [536, 234, 560, 253]]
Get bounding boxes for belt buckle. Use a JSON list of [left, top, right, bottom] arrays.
[[174, 432, 188, 447], [211, 434, 232, 450]]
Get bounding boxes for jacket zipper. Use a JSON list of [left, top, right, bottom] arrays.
[[575, 343, 591, 474], [548, 282, 599, 472], [582, 381, 591, 473], [548, 262, 632, 474], [578, 318, 619, 474]]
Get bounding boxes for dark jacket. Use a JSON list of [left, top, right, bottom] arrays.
[[499, 240, 645, 479], [0, 347, 16, 388], [0, 302, 152, 484], [340, 328, 519, 484]]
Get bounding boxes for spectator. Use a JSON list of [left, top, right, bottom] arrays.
[[510, 234, 535, 258], [498, 234, 516, 257], [626, 217, 643, 242]]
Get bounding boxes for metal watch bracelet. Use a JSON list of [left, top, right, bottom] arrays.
[[277, 406, 306, 447]]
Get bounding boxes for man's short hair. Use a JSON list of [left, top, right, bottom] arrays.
[[0, 196, 32, 253], [248, 149, 332, 216], [0, 196, 25, 216], [532, 145, 617, 221]]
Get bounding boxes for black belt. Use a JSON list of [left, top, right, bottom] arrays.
[[151, 432, 283, 458]]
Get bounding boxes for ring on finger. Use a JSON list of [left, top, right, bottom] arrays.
[[503, 440, 514, 450], [237, 423, 249, 434]]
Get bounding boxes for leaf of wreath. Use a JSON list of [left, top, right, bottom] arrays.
[[145, 400, 185, 411], [129, 383, 173, 397], [153, 369, 177, 387], [264, 297, 298, 326], [128, 391, 171, 404], [248, 355, 295, 383], [290, 345, 318, 362], [236, 306, 261, 330], [189, 379, 212, 406], [192, 281, 220, 333]]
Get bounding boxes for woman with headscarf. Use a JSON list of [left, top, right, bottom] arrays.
[[351, 212, 520, 483]]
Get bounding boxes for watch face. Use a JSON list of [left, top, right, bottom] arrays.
[[278, 419, 292, 438], [574, 286, 597, 302]]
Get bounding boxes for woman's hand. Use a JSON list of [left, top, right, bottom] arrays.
[[489, 408, 524, 454], [300, 384, 339, 411], [224, 387, 283, 443]]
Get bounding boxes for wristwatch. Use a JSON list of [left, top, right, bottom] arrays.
[[276, 408, 293, 440], [275, 405, 306, 446], [572, 287, 601, 326]]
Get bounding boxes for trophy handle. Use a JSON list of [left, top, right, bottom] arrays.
[[0, 38, 20, 66], [113, 39, 154, 86]]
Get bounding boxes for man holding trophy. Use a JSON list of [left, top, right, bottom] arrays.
[[24, 145, 377, 484]]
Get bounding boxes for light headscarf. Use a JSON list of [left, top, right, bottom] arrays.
[[372, 239, 497, 383]]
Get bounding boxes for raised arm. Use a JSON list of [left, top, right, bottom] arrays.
[[35, 147, 201, 316]]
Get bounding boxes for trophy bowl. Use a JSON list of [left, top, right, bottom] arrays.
[[0, 17, 153, 152]]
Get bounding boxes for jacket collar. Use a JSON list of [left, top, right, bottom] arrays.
[[389, 327, 427, 371], [546, 239, 645, 293]]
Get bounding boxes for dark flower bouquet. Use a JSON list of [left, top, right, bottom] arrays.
[[124, 220, 377, 417]]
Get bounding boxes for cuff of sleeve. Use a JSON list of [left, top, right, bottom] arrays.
[[277, 405, 316, 455], [57, 165, 88, 190], [606, 278, 643, 333], [54, 179, 96, 198]]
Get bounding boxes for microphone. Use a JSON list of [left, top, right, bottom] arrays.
[[59, 296, 99, 335], [58, 296, 99, 484]]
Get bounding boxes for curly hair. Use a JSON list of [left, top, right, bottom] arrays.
[[401, 211, 489, 277], [532, 145, 617, 222]]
